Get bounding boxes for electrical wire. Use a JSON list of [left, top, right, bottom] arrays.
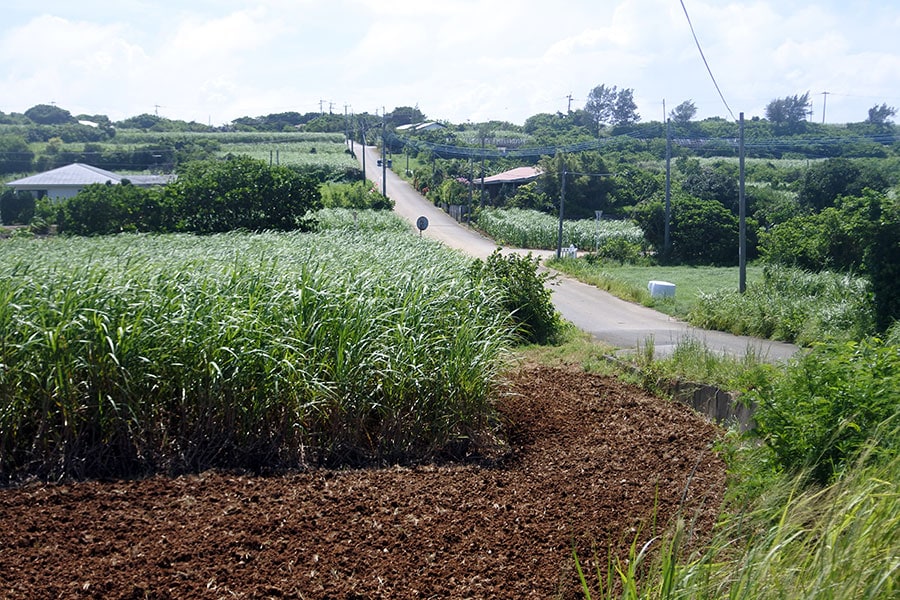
[[680, 0, 737, 121]]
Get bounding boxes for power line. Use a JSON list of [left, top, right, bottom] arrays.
[[387, 129, 900, 161], [679, 0, 736, 121]]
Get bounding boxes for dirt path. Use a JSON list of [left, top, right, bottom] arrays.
[[0, 366, 725, 599]]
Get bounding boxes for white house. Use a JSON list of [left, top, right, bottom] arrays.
[[6, 163, 174, 200]]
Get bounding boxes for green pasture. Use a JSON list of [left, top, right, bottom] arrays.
[[547, 259, 762, 318]]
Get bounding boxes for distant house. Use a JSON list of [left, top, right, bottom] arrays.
[[6, 163, 175, 200], [479, 166, 541, 186], [477, 166, 541, 203]]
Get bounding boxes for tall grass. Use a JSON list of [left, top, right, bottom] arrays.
[[219, 141, 359, 170], [576, 437, 899, 599], [550, 259, 873, 345], [572, 332, 899, 600], [312, 207, 409, 233], [689, 264, 874, 344], [476, 208, 644, 250], [0, 229, 512, 481]]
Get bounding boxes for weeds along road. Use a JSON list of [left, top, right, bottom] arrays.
[[356, 145, 800, 362]]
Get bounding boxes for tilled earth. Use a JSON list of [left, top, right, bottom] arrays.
[[0, 365, 726, 599]]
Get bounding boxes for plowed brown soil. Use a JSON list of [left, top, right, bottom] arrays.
[[0, 365, 726, 599]]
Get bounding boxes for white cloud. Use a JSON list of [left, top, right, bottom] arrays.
[[1, 1, 899, 125]]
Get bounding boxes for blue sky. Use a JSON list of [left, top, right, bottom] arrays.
[[2, 0, 899, 126]]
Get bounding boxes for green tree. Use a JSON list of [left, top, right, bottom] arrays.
[[522, 112, 596, 143], [24, 104, 75, 125], [535, 153, 616, 219], [765, 92, 811, 134], [115, 113, 162, 130], [56, 181, 164, 235], [611, 88, 640, 127], [0, 135, 34, 174], [467, 249, 561, 345], [670, 193, 741, 265], [866, 103, 897, 126], [164, 156, 322, 233], [584, 84, 618, 129], [681, 162, 739, 212], [609, 167, 664, 214], [388, 106, 426, 127], [797, 158, 862, 212], [669, 100, 697, 124], [868, 213, 900, 331], [0, 189, 35, 225], [507, 181, 553, 212]]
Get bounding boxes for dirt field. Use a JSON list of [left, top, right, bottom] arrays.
[[0, 365, 726, 599]]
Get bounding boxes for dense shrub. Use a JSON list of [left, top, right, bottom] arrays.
[[468, 249, 562, 345], [0, 189, 35, 225], [320, 181, 393, 210], [163, 156, 322, 233], [55, 157, 324, 236], [0, 135, 34, 174], [670, 194, 743, 265], [57, 182, 169, 235], [751, 337, 900, 484], [868, 209, 900, 332]]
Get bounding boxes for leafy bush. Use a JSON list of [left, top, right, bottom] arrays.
[[670, 194, 743, 265], [164, 155, 322, 233], [468, 249, 562, 345], [0, 189, 35, 225], [320, 181, 393, 210], [867, 202, 900, 332], [57, 181, 167, 235], [751, 337, 900, 484]]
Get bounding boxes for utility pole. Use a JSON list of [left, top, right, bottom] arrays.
[[345, 105, 354, 154], [359, 118, 367, 177], [821, 91, 830, 124], [556, 157, 567, 259], [739, 112, 747, 293], [381, 108, 387, 198], [566, 93, 574, 113], [664, 117, 672, 261], [480, 131, 487, 208]]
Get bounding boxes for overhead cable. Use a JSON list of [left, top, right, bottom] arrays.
[[680, 0, 737, 121]]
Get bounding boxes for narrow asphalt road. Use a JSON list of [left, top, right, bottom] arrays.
[[355, 144, 800, 362]]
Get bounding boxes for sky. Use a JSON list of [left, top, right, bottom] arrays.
[[2, 0, 900, 127]]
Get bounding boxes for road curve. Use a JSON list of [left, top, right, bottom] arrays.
[[355, 144, 800, 362]]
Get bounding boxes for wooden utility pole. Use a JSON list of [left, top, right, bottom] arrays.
[[557, 156, 567, 259], [664, 117, 672, 260], [739, 112, 747, 293]]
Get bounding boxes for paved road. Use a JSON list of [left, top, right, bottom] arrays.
[[356, 145, 800, 362]]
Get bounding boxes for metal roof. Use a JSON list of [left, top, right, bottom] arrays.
[[479, 166, 541, 185], [7, 163, 173, 188]]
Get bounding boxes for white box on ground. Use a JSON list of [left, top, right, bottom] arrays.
[[648, 280, 676, 298]]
